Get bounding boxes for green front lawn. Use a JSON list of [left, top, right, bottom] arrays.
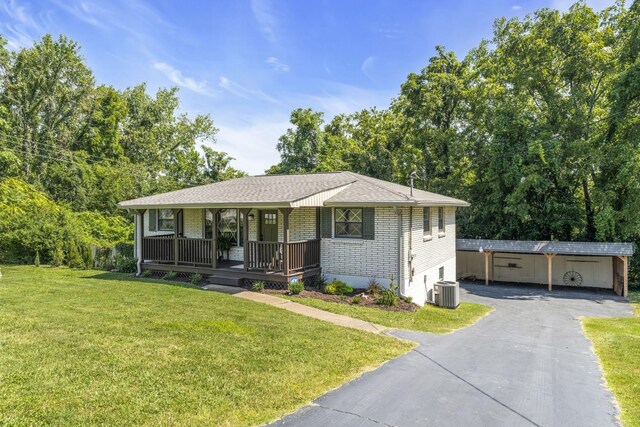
[[285, 295, 493, 334], [0, 266, 412, 426], [583, 289, 640, 427]]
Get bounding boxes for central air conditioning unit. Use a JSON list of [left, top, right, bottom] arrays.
[[434, 281, 460, 309]]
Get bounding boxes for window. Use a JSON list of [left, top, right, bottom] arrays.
[[158, 209, 174, 231], [438, 207, 445, 235], [335, 208, 363, 238], [439, 266, 444, 281], [206, 209, 244, 246], [423, 207, 431, 239], [264, 213, 276, 224], [204, 210, 214, 239]]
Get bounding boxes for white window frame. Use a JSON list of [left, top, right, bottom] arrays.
[[438, 207, 445, 236], [423, 207, 432, 240]]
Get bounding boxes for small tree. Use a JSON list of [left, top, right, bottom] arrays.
[[67, 242, 84, 269], [51, 242, 64, 267]]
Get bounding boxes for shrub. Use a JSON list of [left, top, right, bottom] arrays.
[[34, 250, 40, 267], [404, 296, 413, 304], [51, 242, 64, 267], [163, 271, 177, 280], [324, 280, 353, 296], [94, 246, 113, 270], [115, 242, 134, 259], [140, 269, 152, 277], [288, 281, 304, 295], [367, 278, 383, 295], [352, 295, 361, 305], [311, 274, 327, 289], [252, 281, 265, 292], [80, 243, 94, 269], [190, 273, 203, 285], [376, 282, 399, 307], [113, 254, 137, 273], [67, 242, 84, 269]]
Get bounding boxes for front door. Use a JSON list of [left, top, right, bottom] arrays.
[[260, 210, 278, 241]]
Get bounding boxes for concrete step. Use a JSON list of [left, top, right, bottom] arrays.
[[207, 275, 243, 287]]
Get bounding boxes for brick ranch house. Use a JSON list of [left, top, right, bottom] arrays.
[[117, 172, 469, 305]]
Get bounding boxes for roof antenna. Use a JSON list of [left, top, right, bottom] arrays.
[[409, 171, 417, 197]]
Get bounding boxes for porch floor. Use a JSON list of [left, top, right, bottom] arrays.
[[141, 261, 321, 284]]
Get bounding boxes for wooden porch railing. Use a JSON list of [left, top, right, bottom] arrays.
[[143, 236, 321, 273], [142, 235, 174, 263], [287, 239, 321, 271], [247, 241, 284, 271], [178, 238, 213, 265]]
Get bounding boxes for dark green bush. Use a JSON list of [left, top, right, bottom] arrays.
[[288, 281, 304, 295], [113, 254, 137, 273], [190, 273, 203, 285], [252, 281, 265, 292], [324, 280, 353, 296], [140, 269, 152, 277], [163, 271, 177, 280], [351, 295, 361, 305], [375, 282, 399, 307]]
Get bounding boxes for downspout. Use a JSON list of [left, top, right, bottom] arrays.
[[394, 207, 405, 298], [135, 211, 142, 276], [408, 206, 413, 287]]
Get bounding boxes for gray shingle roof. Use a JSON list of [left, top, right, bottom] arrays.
[[117, 171, 469, 209], [456, 239, 634, 257]]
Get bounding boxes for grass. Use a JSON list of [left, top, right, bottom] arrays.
[[582, 288, 640, 427], [0, 266, 413, 426], [284, 295, 493, 334]]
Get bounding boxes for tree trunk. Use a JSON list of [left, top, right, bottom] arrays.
[[582, 178, 596, 241]]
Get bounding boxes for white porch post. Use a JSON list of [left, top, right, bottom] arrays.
[[135, 209, 146, 275]]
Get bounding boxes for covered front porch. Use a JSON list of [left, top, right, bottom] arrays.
[[133, 207, 322, 284]]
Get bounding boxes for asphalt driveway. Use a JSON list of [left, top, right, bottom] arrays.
[[270, 282, 634, 427]]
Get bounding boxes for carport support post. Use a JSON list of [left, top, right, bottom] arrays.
[[483, 251, 493, 286], [618, 256, 628, 298], [545, 253, 555, 292]]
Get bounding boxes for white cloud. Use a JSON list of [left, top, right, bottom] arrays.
[[218, 76, 280, 104], [0, 0, 43, 49], [266, 57, 289, 72], [214, 116, 290, 174], [304, 82, 394, 118], [153, 62, 215, 96], [251, 0, 277, 43], [361, 55, 377, 80], [512, 5, 522, 10]]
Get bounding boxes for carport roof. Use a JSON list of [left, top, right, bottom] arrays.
[[456, 239, 634, 257]]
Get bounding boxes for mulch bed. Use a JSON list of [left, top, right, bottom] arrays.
[[263, 288, 419, 312]]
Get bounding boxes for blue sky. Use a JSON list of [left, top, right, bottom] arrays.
[[0, 0, 613, 174]]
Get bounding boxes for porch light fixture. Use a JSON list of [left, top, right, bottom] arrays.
[[247, 213, 255, 220], [479, 246, 484, 253]]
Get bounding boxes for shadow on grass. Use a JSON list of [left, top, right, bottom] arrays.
[[82, 271, 202, 290]]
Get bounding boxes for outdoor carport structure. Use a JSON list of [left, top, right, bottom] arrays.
[[456, 239, 634, 297]]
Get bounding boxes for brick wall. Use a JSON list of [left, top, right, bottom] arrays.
[[321, 207, 399, 286]]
